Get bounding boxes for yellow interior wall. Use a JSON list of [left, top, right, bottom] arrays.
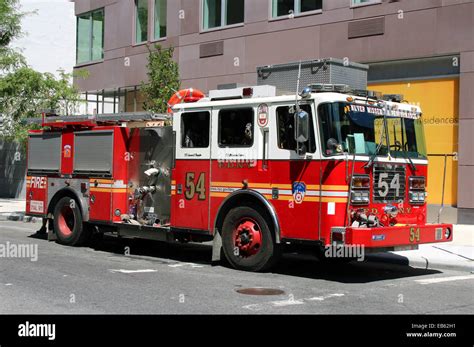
[[368, 78, 459, 205]]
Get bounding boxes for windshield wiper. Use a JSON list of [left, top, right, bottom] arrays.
[[364, 114, 387, 170], [398, 149, 418, 172]]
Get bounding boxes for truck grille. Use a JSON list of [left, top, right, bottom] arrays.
[[373, 165, 406, 203]]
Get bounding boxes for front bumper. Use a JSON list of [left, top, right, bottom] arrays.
[[331, 224, 453, 248]]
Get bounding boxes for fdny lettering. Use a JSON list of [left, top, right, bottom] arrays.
[[30, 177, 47, 189], [353, 207, 412, 215], [218, 161, 256, 169]]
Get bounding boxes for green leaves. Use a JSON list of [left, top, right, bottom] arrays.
[[141, 44, 180, 114], [0, 0, 84, 147], [0, 0, 23, 47], [0, 68, 82, 145]]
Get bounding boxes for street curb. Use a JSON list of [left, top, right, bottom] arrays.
[[366, 253, 474, 273], [0, 212, 42, 223]]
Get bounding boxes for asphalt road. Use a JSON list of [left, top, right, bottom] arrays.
[[0, 221, 473, 314]]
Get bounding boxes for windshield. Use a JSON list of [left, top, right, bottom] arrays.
[[318, 102, 427, 159]]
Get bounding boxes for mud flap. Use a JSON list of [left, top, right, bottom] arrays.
[[211, 231, 222, 263], [47, 218, 57, 241]]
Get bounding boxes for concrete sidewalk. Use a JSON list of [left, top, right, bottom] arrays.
[[0, 199, 41, 223], [0, 198, 472, 272], [366, 224, 473, 272]]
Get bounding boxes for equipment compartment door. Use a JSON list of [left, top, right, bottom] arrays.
[[171, 110, 212, 231]]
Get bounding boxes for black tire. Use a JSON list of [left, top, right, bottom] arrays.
[[221, 205, 280, 272], [53, 197, 90, 246]]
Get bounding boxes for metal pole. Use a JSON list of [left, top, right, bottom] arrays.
[[134, 86, 138, 112], [101, 89, 105, 114], [437, 153, 448, 223], [113, 90, 117, 114]]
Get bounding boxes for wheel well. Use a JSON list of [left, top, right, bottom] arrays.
[[214, 191, 280, 243], [48, 189, 84, 219]]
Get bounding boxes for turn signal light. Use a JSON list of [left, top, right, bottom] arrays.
[[409, 176, 426, 190], [352, 175, 370, 189]]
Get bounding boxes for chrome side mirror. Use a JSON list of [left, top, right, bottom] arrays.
[[295, 110, 309, 144]]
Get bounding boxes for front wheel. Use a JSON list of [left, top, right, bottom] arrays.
[[221, 206, 280, 272], [53, 197, 90, 246]]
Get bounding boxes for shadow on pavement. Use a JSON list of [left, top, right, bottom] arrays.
[[28, 232, 442, 283], [271, 254, 441, 284], [88, 235, 213, 266]]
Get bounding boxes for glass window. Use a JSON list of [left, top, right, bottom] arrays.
[[352, 0, 380, 6], [77, 14, 91, 64], [272, 0, 321, 18], [91, 10, 104, 61], [319, 102, 383, 156], [203, 0, 244, 30], [219, 108, 254, 147], [226, 0, 245, 26], [300, 0, 322, 13], [181, 112, 210, 148], [386, 117, 427, 159], [277, 104, 316, 153], [318, 102, 426, 159], [76, 9, 104, 64], [154, 0, 167, 39], [135, 0, 148, 43]]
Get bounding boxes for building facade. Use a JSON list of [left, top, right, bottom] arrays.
[[72, 0, 474, 223]]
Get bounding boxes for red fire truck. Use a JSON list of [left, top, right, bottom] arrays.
[[25, 84, 453, 272]]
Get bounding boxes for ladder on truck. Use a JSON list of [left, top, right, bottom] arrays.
[[25, 112, 171, 129]]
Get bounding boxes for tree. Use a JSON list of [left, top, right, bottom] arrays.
[[0, 0, 84, 146], [0, 0, 25, 71], [141, 44, 180, 114]]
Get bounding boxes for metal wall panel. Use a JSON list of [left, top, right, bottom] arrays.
[[200, 41, 224, 58], [257, 58, 369, 93], [348, 17, 385, 39], [27, 133, 62, 173], [73, 130, 114, 175]]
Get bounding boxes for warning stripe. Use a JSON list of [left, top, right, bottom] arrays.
[[90, 188, 128, 193], [209, 192, 347, 203], [208, 181, 349, 203], [211, 181, 348, 191]]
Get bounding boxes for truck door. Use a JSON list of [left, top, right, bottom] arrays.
[[269, 102, 322, 240], [171, 109, 211, 231]]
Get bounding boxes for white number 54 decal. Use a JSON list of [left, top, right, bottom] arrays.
[[378, 173, 400, 197]]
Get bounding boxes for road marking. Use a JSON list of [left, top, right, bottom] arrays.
[[110, 269, 158, 274], [5, 283, 13, 286], [306, 293, 345, 301], [271, 299, 305, 307], [415, 275, 474, 285], [243, 293, 345, 311], [168, 263, 204, 268]]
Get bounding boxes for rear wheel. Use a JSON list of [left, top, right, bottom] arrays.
[[53, 197, 90, 246], [221, 206, 280, 272]]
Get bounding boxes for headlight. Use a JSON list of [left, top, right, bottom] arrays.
[[351, 175, 370, 205], [410, 176, 426, 190], [351, 191, 370, 205], [410, 192, 425, 204], [352, 175, 370, 189], [409, 176, 426, 204]]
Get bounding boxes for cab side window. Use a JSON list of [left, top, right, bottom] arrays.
[[181, 111, 210, 148], [218, 108, 254, 147], [277, 105, 316, 153]]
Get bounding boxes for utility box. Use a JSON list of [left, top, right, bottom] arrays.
[[257, 58, 369, 94]]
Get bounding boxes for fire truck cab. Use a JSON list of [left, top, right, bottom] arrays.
[[25, 84, 453, 272]]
